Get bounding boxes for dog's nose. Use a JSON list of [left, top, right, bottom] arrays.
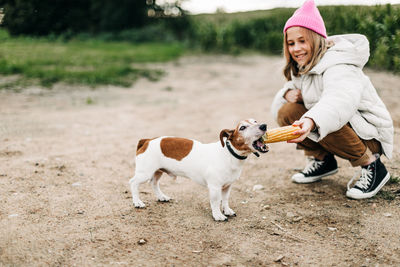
[[259, 124, 267, 131]]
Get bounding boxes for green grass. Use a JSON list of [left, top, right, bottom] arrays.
[[375, 190, 396, 201], [0, 30, 185, 89], [389, 176, 400, 184], [193, 4, 400, 25], [193, 8, 294, 24], [373, 175, 400, 201]]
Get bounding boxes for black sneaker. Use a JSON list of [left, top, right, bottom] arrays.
[[291, 154, 338, 183], [346, 154, 390, 199]]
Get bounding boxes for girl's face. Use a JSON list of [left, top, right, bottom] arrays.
[[286, 27, 312, 67]]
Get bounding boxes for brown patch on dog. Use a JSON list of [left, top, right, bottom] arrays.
[[136, 138, 156, 156], [230, 127, 252, 153], [160, 137, 193, 161], [220, 126, 251, 152]]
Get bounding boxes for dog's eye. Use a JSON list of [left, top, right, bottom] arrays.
[[239, 126, 246, 131]]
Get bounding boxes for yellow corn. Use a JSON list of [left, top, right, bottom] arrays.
[[262, 125, 301, 143]]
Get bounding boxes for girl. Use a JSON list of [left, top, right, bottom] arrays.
[[271, 0, 394, 199]]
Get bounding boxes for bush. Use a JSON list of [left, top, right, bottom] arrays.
[[393, 31, 400, 72], [190, 4, 400, 73], [193, 22, 218, 51]]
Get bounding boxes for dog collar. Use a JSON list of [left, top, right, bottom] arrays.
[[226, 141, 248, 160]]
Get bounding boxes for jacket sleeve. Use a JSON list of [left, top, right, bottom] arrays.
[[303, 64, 364, 141], [271, 80, 296, 122]]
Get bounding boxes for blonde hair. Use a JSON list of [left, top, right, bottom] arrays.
[[283, 28, 334, 81]]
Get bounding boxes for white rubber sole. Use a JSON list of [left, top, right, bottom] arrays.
[[291, 169, 338, 184], [346, 172, 391, 200]]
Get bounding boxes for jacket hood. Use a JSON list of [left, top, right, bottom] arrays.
[[310, 34, 370, 74]]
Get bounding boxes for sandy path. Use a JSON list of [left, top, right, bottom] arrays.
[[0, 55, 399, 266]]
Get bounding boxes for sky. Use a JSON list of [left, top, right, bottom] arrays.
[[180, 0, 400, 14]]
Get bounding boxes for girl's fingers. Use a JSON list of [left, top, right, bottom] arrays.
[[287, 134, 306, 143], [289, 118, 314, 143], [285, 89, 302, 103], [292, 120, 301, 126], [288, 128, 309, 142]]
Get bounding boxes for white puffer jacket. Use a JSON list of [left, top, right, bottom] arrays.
[[271, 34, 394, 158]]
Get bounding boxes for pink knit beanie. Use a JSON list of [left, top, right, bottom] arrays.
[[283, 0, 327, 38]]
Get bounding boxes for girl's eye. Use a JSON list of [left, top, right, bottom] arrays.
[[239, 126, 246, 131], [288, 42, 294, 46]]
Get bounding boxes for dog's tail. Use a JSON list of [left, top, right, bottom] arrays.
[[137, 139, 149, 151], [136, 138, 155, 156]]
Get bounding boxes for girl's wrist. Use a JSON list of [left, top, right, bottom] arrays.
[[304, 117, 316, 132]]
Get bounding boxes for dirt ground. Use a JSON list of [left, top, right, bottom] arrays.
[[0, 55, 399, 266]]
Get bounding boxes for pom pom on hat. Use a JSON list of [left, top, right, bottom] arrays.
[[283, 0, 327, 38]]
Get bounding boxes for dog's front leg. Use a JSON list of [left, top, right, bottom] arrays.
[[221, 185, 236, 217], [208, 185, 227, 221]]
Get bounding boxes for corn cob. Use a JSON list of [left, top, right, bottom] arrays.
[[262, 125, 301, 143]]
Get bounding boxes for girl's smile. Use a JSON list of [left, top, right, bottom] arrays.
[[286, 27, 312, 66]]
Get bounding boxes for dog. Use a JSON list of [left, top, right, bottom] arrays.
[[129, 119, 268, 221]]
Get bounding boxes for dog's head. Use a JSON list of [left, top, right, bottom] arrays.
[[219, 119, 269, 156]]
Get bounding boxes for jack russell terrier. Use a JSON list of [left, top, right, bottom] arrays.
[[129, 119, 268, 221]]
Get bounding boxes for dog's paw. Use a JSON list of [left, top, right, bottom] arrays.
[[157, 195, 171, 202], [212, 213, 228, 222], [223, 207, 236, 217], [133, 200, 146, 208]]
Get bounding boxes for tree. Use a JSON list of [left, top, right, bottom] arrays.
[[90, 0, 148, 32], [0, 0, 149, 35]]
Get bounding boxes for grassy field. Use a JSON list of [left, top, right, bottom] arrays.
[[193, 8, 293, 24], [0, 30, 185, 89], [1, 3, 398, 90]]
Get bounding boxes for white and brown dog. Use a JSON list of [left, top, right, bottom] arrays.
[[129, 119, 268, 221]]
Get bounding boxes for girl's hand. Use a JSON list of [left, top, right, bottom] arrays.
[[284, 89, 303, 103], [287, 118, 315, 143]]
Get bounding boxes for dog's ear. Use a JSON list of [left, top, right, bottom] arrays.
[[219, 129, 234, 147]]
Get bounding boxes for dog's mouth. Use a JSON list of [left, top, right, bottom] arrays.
[[252, 137, 269, 153]]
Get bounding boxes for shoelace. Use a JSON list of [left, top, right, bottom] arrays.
[[303, 158, 323, 175], [347, 166, 373, 190]]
